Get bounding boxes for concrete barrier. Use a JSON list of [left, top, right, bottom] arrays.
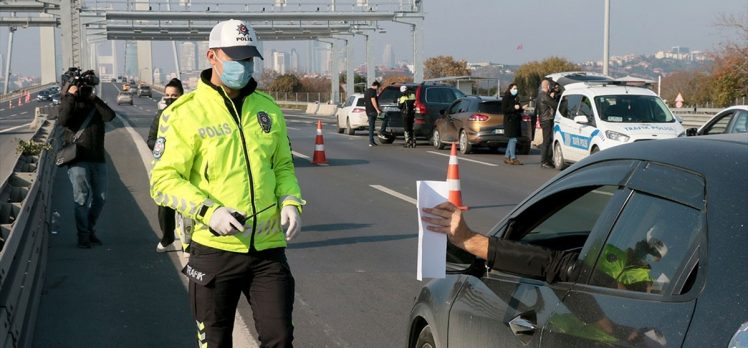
[[0, 120, 56, 348], [316, 104, 338, 116]]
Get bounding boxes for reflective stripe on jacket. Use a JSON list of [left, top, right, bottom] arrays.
[[150, 70, 303, 253]]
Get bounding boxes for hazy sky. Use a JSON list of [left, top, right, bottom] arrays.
[[1, 0, 746, 76]]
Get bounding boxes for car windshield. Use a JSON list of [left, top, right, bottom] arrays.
[[478, 101, 501, 114], [595, 95, 676, 123], [378, 88, 402, 104]]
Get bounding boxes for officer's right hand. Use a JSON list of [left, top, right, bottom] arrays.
[[208, 207, 244, 235]]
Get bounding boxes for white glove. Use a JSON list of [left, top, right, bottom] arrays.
[[208, 207, 243, 235], [280, 205, 301, 241]]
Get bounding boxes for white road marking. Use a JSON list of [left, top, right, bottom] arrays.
[[116, 114, 154, 173], [370, 185, 417, 206], [20, 111, 28, 115], [292, 151, 310, 160], [426, 151, 499, 167], [0, 123, 32, 133], [0, 108, 5, 112]]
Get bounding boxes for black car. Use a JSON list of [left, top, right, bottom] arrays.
[[376, 83, 466, 144], [408, 134, 748, 348]]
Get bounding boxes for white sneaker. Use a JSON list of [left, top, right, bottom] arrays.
[[156, 241, 178, 253]]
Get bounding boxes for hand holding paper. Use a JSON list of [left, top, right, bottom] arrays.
[[416, 181, 448, 281]]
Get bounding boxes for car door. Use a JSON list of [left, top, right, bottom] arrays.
[[447, 160, 639, 348], [542, 161, 705, 347], [338, 95, 355, 124], [440, 99, 465, 143], [555, 94, 585, 160]]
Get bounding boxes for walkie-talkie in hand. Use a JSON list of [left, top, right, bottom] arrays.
[[209, 212, 247, 236]]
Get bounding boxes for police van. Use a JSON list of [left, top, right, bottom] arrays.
[[549, 72, 684, 170]]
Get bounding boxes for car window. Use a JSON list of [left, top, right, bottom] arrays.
[[595, 95, 675, 123], [343, 96, 355, 107], [703, 111, 734, 135], [730, 110, 748, 133], [449, 100, 464, 114], [519, 186, 618, 249], [478, 101, 501, 114], [559, 95, 582, 118], [425, 87, 464, 104], [378, 87, 401, 104], [579, 96, 594, 117], [355, 97, 366, 107], [588, 192, 702, 295]]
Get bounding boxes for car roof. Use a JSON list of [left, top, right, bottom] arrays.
[[580, 133, 747, 175], [718, 105, 748, 112], [563, 84, 658, 96]]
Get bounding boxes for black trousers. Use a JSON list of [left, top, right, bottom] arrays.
[[402, 111, 415, 135], [185, 243, 295, 348], [157, 205, 175, 245], [367, 112, 377, 144], [540, 120, 555, 165]]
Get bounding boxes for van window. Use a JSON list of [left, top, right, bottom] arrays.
[[378, 87, 401, 104], [559, 95, 582, 118], [595, 95, 676, 123], [425, 87, 464, 104]]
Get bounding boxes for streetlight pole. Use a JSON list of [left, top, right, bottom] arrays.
[[603, 0, 610, 76]]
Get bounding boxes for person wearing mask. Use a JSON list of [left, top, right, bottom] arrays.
[[147, 78, 184, 252], [551, 82, 562, 103], [538, 80, 558, 169], [364, 81, 382, 146], [501, 83, 524, 165], [398, 85, 417, 148], [58, 69, 115, 249], [149, 19, 305, 347]]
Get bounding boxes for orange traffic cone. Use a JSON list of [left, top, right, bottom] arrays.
[[312, 120, 328, 166], [9, 100, 12, 109], [447, 143, 468, 210], [18, 96, 22, 107], [25, 91, 30, 104]]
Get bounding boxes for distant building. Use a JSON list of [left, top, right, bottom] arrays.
[[196, 41, 210, 70], [290, 49, 300, 72], [125, 41, 139, 78], [180, 42, 196, 72], [153, 68, 161, 85], [382, 44, 395, 68], [273, 51, 287, 75]]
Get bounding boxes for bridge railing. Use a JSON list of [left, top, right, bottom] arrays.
[[0, 83, 57, 104], [0, 109, 58, 348]]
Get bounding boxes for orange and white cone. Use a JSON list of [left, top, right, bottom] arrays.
[[447, 143, 468, 210], [18, 95, 22, 107], [25, 91, 30, 104], [312, 120, 329, 166]]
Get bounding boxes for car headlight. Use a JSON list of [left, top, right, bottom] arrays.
[[605, 130, 630, 142]]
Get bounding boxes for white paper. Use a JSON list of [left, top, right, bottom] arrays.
[[417, 180, 449, 281]]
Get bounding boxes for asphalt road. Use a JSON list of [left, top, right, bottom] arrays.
[[21, 83, 559, 347]]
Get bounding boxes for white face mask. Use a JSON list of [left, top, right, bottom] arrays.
[[215, 54, 254, 90], [510, 88, 518, 96]]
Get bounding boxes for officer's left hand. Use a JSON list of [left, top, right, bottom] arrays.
[[281, 205, 301, 241]]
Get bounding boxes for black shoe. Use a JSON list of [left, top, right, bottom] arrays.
[[541, 162, 555, 169], [369, 142, 378, 147], [89, 234, 103, 246], [77, 240, 92, 249]]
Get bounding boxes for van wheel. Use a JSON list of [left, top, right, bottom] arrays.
[[415, 325, 436, 348], [345, 118, 355, 135], [432, 129, 445, 150], [590, 145, 600, 154], [459, 130, 472, 154], [553, 142, 567, 170]]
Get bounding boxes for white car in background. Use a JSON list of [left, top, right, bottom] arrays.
[[686, 105, 748, 136], [336, 93, 368, 135], [549, 72, 684, 170]]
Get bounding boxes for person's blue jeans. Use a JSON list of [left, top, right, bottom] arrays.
[[506, 137, 518, 159], [67, 162, 108, 237], [367, 112, 377, 144]]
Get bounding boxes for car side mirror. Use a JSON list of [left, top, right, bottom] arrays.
[[686, 127, 698, 137], [573, 115, 589, 124]]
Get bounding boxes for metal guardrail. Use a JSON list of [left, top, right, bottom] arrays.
[[0, 111, 57, 348], [0, 83, 57, 104]]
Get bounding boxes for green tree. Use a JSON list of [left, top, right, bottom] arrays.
[[514, 57, 579, 98], [268, 73, 302, 93], [423, 56, 470, 79]]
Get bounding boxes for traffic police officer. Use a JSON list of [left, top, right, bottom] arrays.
[[398, 85, 417, 148], [150, 19, 305, 347]]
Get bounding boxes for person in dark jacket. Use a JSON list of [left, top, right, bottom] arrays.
[[58, 71, 115, 248], [147, 78, 184, 252], [501, 83, 524, 165], [538, 80, 558, 168]]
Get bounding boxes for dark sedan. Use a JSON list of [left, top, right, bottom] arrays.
[[408, 134, 748, 348], [432, 96, 532, 155]]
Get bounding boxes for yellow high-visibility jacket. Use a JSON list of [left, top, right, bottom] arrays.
[[150, 71, 304, 252]]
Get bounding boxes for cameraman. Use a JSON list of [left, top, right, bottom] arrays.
[[58, 69, 115, 248]]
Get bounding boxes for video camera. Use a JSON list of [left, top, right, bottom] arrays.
[[61, 67, 99, 88]]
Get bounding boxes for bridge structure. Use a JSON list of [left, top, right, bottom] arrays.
[[0, 0, 425, 104]]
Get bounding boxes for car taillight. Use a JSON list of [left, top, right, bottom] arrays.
[[415, 86, 426, 114], [522, 114, 531, 122], [468, 113, 489, 121], [352, 107, 365, 113]]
